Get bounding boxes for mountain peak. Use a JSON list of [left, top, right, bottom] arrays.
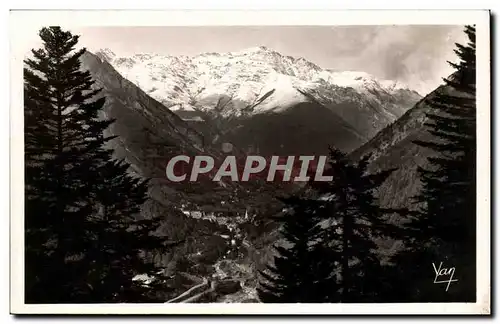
[[96, 48, 116, 62], [244, 45, 272, 52], [229, 45, 276, 56], [252, 45, 272, 52]]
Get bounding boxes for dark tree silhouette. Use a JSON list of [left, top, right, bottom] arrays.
[[314, 148, 396, 302], [257, 196, 339, 303], [392, 25, 476, 302], [85, 159, 172, 303], [258, 148, 395, 303], [24, 26, 168, 303]]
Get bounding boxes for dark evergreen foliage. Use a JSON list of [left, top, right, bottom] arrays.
[[24, 26, 167, 303], [257, 196, 340, 303], [258, 148, 395, 303], [391, 25, 476, 302], [314, 148, 396, 302]]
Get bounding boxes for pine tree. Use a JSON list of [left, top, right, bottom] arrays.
[[395, 25, 476, 302], [24, 27, 167, 303], [314, 148, 396, 302], [257, 196, 339, 303], [24, 26, 113, 302], [258, 148, 395, 303], [83, 158, 171, 302]]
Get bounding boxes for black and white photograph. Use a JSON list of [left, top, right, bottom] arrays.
[[9, 9, 491, 315]]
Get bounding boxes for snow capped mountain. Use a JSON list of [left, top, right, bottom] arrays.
[[95, 47, 419, 117], [93, 46, 422, 155], [321, 71, 414, 97]]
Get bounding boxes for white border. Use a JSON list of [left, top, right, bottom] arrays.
[[9, 9, 491, 315]]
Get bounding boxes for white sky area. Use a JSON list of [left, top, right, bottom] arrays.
[[27, 25, 466, 95]]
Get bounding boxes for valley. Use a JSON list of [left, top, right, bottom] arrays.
[[80, 46, 436, 302]]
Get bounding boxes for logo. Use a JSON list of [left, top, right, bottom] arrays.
[[432, 262, 458, 291], [164, 154, 333, 183]]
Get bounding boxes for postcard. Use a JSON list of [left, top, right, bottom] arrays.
[[9, 9, 491, 315]]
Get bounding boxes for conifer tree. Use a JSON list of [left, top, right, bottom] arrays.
[[24, 26, 112, 302], [314, 148, 396, 302], [257, 196, 340, 303], [394, 25, 476, 302], [258, 148, 395, 303], [24, 26, 167, 303], [84, 158, 171, 302]]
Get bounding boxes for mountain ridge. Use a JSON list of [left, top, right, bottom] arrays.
[[94, 46, 420, 113], [349, 83, 455, 210], [93, 46, 422, 154]]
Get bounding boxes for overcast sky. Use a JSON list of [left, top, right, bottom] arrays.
[[70, 25, 465, 95]]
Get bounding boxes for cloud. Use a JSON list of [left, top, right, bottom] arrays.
[[331, 25, 466, 94]]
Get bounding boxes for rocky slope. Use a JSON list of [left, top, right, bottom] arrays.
[[96, 47, 422, 154], [80, 51, 205, 171], [349, 83, 453, 210], [80, 51, 288, 302]]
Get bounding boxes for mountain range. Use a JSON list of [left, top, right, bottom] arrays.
[[95, 46, 422, 155]]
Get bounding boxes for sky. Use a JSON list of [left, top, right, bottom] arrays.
[[68, 25, 467, 95]]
